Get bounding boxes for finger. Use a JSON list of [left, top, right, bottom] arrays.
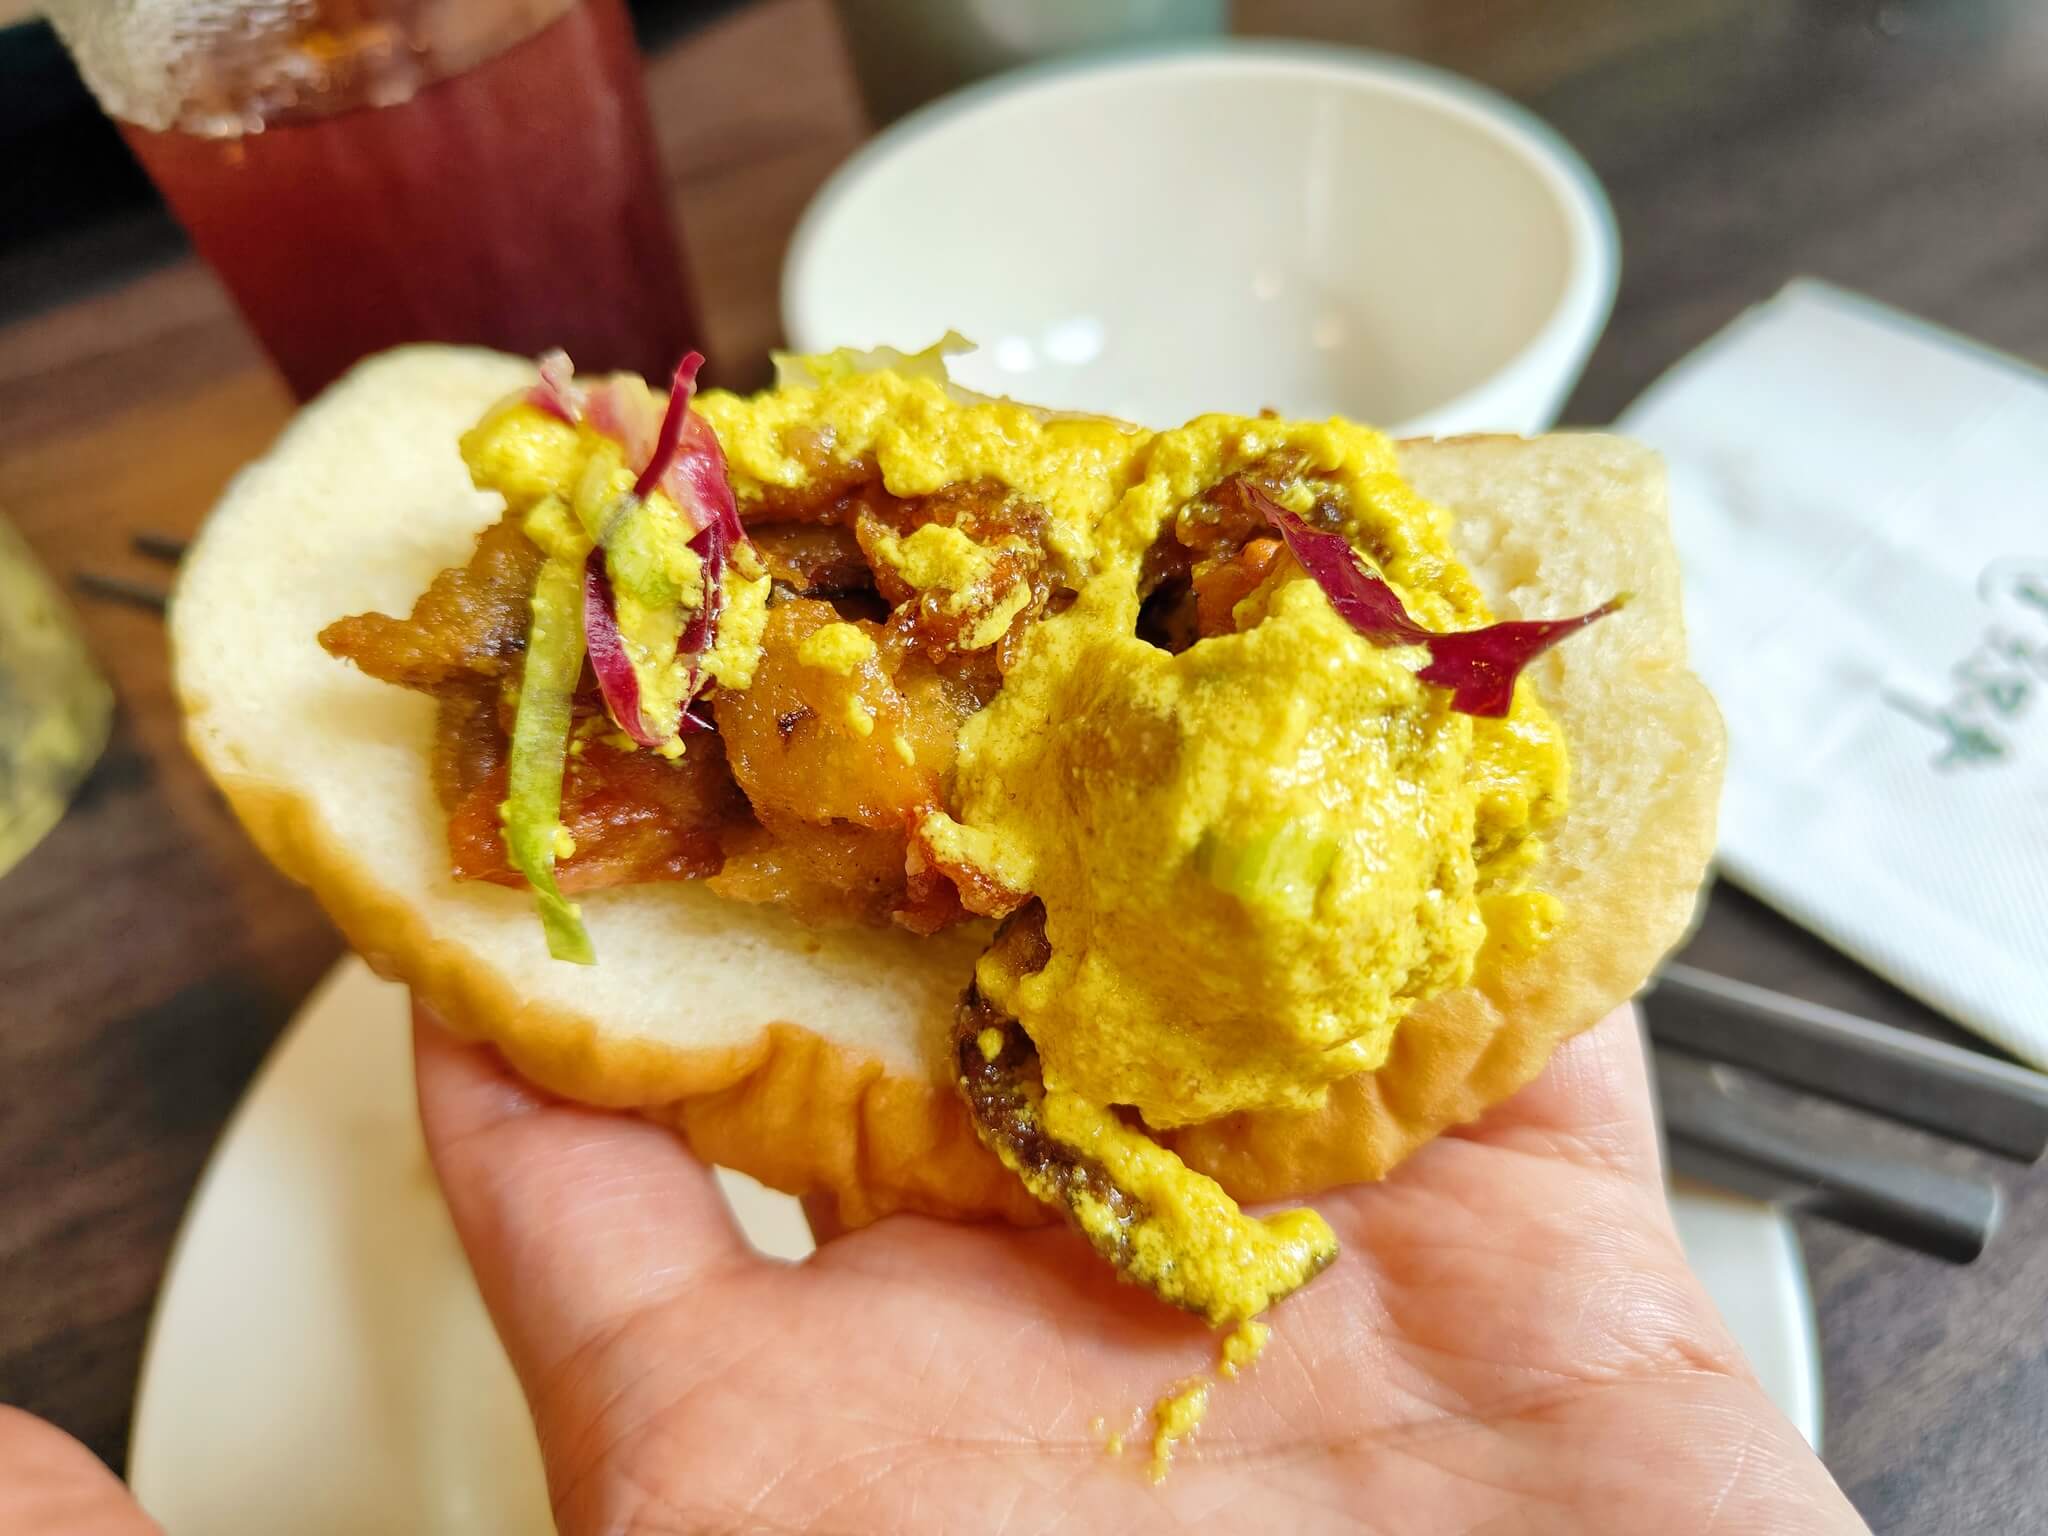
[[1451, 1003, 1665, 1185], [800, 1190, 850, 1244], [412, 1005, 762, 1396], [0, 1407, 162, 1535]]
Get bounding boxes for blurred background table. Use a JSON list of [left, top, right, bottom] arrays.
[[2, 1, 2044, 1530]]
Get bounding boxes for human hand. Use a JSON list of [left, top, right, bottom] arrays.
[[415, 1003, 1870, 1535], [0, 1407, 159, 1535]]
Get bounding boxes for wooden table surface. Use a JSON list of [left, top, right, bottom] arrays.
[[4, 1, 2044, 1530]]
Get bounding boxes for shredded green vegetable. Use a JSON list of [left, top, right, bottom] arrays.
[[501, 555, 595, 964], [770, 332, 972, 392]]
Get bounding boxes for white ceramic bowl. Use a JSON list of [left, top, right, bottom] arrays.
[[783, 42, 1617, 433]]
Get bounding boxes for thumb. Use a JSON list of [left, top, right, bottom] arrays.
[[411, 1005, 765, 1414], [0, 1407, 162, 1535]]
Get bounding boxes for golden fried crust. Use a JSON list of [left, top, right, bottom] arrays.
[[174, 348, 1720, 1226]]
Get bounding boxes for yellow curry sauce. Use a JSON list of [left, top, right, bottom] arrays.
[[1143, 1321, 1271, 1482], [414, 355, 1573, 1383], [960, 413, 1567, 1128]]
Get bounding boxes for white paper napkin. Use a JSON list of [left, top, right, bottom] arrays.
[[1617, 280, 2048, 1065]]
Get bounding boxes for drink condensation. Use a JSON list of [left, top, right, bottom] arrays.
[[46, 0, 701, 399]]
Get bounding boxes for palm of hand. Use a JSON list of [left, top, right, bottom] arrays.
[[417, 1008, 1864, 1536]]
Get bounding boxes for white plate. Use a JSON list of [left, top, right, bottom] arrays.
[[782, 42, 1617, 435], [130, 959, 1818, 1531]]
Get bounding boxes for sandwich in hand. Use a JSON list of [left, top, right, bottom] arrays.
[[174, 342, 1721, 1329]]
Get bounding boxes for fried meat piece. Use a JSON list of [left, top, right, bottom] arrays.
[[954, 908, 1337, 1325], [321, 514, 541, 692], [715, 598, 941, 829], [444, 725, 743, 892], [752, 522, 873, 598]]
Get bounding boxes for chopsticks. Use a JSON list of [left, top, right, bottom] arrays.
[[1652, 964, 2048, 1159], [1645, 965, 2045, 1262], [76, 531, 185, 612], [130, 530, 190, 564], [1655, 1052, 2002, 1262]]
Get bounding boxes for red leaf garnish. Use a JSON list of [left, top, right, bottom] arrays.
[[633, 352, 704, 500], [533, 351, 721, 536], [1244, 481, 1622, 718], [1414, 604, 1625, 717], [678, 413, 745, 548], [582, 549, 662, 748], [658, 360, 748, 665], [528, 349, 581, 423], [678, 427, 744, 657], [584, 376, 657, 469], [572, 352, 754, 748]]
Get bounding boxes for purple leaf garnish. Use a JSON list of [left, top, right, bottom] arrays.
[[582, 549, 661, 748], [1244, 481, 1622, 718], [569, 350, 754, 748], [527, 349, 581, 423]]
